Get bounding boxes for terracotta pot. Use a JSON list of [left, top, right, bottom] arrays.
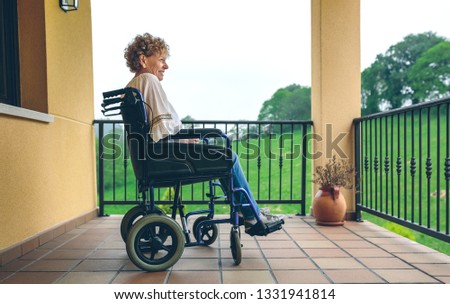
[[312, 186, 346, 226]]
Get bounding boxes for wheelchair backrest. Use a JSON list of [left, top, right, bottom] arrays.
[[102, 87, 149, 135], [102, 87, 150, 188]]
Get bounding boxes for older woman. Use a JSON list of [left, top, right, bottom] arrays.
[[124, 33, 283, 231]]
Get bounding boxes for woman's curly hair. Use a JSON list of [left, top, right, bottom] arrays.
[[124, 33, 170, 73]]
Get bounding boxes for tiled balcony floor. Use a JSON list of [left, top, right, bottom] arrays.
[[1, 215, 449, 284]]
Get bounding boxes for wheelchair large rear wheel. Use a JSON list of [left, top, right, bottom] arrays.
[[192, 216, 218, 246], [229, 227, 242, 265], [126, 215, 185, 272], [121, 205, 165, 242]]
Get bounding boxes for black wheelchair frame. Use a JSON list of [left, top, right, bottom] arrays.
[[101, 87, 283, 271]]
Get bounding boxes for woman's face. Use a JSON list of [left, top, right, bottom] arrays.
[[139, 51, 169, 81]]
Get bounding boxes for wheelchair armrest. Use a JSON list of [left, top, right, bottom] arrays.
[[168, 128, 231, 147]]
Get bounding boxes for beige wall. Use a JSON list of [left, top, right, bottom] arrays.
[[0, 0, 97, 250], [311, 0, 361, 212]]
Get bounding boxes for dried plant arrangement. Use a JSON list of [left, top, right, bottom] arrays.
[[312, 155, 355, 190]]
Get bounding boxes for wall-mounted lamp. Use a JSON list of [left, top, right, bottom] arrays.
[[59, 0, 79, 12]]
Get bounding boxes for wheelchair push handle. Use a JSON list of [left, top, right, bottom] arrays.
[[102, 88, 126, 99]]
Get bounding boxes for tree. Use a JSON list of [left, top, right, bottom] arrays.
[[257, 84, 311, 121], [361, 32, 446, 114], [408, 41, 450, 102]]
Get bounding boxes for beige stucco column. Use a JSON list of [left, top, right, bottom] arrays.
[[311, 0, 361, 215]]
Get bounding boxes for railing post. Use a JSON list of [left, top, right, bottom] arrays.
[[300, 123, 308, 216], [98, 121, 105, 216], [354, 119, 362, 222]]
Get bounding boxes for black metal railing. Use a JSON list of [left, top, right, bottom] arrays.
[[354, 97, 450, 242], [94, 120, 313, 216]]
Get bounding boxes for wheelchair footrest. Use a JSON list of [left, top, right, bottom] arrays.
[[245, 219, 284, 237]]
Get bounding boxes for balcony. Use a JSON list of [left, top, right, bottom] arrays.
[[2, 98, 450, 284], [1, 214, 449, 284]]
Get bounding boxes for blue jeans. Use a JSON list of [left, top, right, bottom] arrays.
[[220, 152, 260, 219]]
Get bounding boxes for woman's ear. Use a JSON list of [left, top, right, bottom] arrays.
[[139, 54, 147, 68]]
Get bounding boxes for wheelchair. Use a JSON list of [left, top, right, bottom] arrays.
[[101, 87, 284, 272]]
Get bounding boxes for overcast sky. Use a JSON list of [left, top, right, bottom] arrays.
[[91, 0, 450, 120]]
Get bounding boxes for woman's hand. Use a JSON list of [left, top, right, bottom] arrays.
[[179, 138, 199, 144]]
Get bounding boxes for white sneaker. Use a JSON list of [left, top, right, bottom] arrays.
[[245, 210, 284, 229], [260, 207, 285, 221]]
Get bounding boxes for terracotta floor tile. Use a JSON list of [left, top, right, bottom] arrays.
[[98, 240, 126, 250], [314, 226, 349, 234], [0, 259, 31, 272], [221, 240, 258, 249], [344, 248, 393, 258], [57, 271, 117, 284], [412, 263, 450, 276], [325, 233, 363, 241], [53, 233, 77, 243], [75, 232, 114, 241], [65, 228, 89, 235], [121, 260, 141, 271], [436, 276, 450, 283], [333, 240, 377, 249], [267, 258, 316, 270], [262, 248, 306, 258], [289, 233, 327, 241], [222, 270, 274, 284], [112, 271, 168, 284], [221, 248, 263, 259], [172, 258, 219, 271], [258, 240, 298, 249], [356, 231, 400, 238], [73, 259, 127, 271], [296, 240, 337, 249], [60, 239, 103, 250], [395, 253, 450, 264], [303, 248, 350, 258], [284, 217, 312, 227], [374, 269, 439, 283], [167, 270, 220, 284], [366, 237, 414, 245], [358, 257, 412, 269], [2, 271, 64, 284], [87, 249, 128, 259], [20, 249, 50, 260], [39, 240, 64, 249], [324, 269, 385, 283], [260, 232, 291, 241], [0, 271, 14, 281], [273, 270, 330, 284], [221, 258, 267, 270], [22, 259, 79, 272], [312, 257, 365, 269], [378, 243, 437, 253], [284, 227, 319, 234], [181, 247, 219, 258], [44, 249, 93, 260]]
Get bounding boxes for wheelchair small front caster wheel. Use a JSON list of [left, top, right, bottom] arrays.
[[192, 216, 218, 246], [126, 215, 185, 272], [229, 227, 242, 265], [121, 205, 165, 242]]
